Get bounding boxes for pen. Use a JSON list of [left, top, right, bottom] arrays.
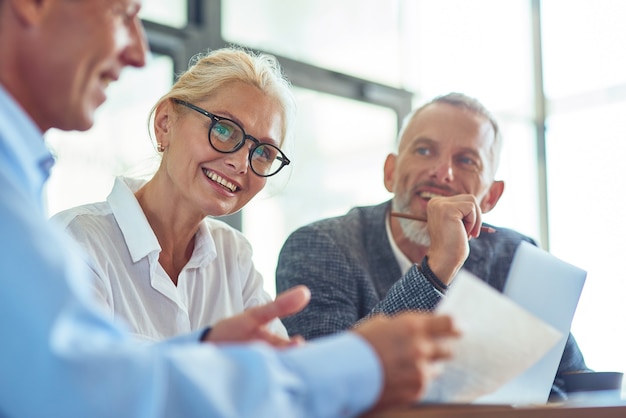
[[390, 212, 496, 233]]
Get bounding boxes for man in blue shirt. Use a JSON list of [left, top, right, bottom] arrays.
[[0, 0, 459, 417]]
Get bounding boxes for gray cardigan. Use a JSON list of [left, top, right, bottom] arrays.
[[276, 200, 588, 399]]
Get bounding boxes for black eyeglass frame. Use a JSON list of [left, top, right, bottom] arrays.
[[173, 98, 291, 177]]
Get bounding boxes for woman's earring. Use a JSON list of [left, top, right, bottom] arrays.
[[157, 143, 165, 153]]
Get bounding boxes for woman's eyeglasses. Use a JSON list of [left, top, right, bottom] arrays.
[[173, 99, 290, 177]]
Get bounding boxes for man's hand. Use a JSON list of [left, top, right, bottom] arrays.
[[425, 194, 484, 284], [354, 313, 459, 412], [202, 285, 310, 347]]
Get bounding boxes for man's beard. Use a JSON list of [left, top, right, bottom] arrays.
[[391, 192, 431, 247]]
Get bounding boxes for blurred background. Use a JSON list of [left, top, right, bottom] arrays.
[[44, 0, 626, 375]]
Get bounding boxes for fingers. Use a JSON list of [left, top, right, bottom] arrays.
[[421, 314, 460, 338], [409, 313, 460, 361], [355, 312, 460, 357], [249, 330, 306, 348], [204, 286, 310, 346], [356, 313, 460, 411], [425, 195, 481, 282], [205, 314, 304, 347], [288, 334, 306, 346], [395, 313, 460, 361], [245, 285, 311, 326], [274, 285, 311, 317], [464, 204, 483, 239], [255, 329, 307, 348], [428, 194, 483, 238]]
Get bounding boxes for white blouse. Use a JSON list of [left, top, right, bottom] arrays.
[[51, 177, 287, 342]]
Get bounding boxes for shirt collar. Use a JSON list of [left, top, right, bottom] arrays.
[[107, 176, 161, 262], [385, 209, 414, 275], [186, 219, 216, 269], [0, 84, 55, 208], [107, 176, 217, 267]]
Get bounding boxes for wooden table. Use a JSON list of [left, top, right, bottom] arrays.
[[366, 402, 626, 418]]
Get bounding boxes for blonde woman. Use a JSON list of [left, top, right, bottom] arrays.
[[52, 47, 295, 341]]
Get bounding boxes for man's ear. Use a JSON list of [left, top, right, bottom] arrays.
[[383, 153, 397, 193], [480, 180, 505, 213]]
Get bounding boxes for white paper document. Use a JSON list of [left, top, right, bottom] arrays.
[[422, 270, 562, 403]]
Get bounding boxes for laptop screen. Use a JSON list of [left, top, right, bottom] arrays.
[[475, 241, 587, 405]]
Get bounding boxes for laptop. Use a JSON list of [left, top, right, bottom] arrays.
[[474, 241, 587, 405]]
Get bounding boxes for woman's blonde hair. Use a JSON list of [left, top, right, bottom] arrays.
[[149, 46, 296, 148]]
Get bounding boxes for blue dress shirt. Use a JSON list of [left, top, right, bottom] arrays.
[[0, 84, 381, 418]]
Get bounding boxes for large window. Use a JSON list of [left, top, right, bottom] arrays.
[[541, 0, 626, 373], [223, 0, 414, 87], [139, 0, 187, 28]]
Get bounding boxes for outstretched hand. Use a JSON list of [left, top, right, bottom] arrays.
[[202, 285, 310, 347], [354, 312, 459, 413]]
